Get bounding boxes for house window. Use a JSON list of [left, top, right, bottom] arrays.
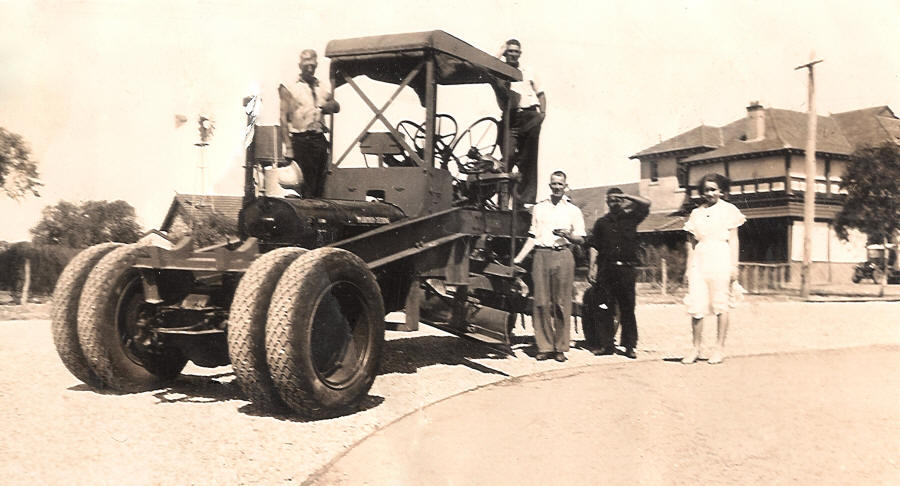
[[676, 158, 687, 188], [650, 160, 659, 183]]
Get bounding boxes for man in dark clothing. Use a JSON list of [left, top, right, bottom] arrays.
[[586, 187, 651, 359]]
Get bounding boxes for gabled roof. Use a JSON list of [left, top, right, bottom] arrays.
[[160, 194, 243, 231], [630, 125, 722, 158]]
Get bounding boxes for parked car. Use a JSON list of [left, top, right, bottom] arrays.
[[852, 244, 899, 284]]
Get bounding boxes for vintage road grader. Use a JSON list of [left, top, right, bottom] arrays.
[[52, 31, 541, 417]]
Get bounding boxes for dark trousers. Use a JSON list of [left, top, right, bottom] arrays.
[[590, 263, 638, 349], [499, 109, 543, 204], [290, 131, 329, 198], [531, 248, 575, 353]]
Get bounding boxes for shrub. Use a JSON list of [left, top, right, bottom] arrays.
[[0, 242, 78, 298], [638, 243, 687, 291]]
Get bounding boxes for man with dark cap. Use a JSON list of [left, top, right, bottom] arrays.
[[279, 49, 340, 198], [586, 188, 651, 358], [492, 38, 546, 206]]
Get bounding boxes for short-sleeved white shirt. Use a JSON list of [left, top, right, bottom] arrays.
[[683, 199, 746, 243], [510, 64, 542, 109], [528, 196, 586, 248]]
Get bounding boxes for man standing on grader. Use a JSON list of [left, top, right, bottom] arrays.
[[279, 48, 341, 198]]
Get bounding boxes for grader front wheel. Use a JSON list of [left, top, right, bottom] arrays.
[[51, 242, 122, 388], [265, 248, 385, 418], [77, 244, 187, 391]]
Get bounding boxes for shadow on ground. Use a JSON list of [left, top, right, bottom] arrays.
[[380, 335, 511, 376], [67, 334, 519, 421]]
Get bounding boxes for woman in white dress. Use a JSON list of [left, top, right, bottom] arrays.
[[682, 173, 746, 364]]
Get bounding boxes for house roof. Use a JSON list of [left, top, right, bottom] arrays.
[[637, 212, 687, 233], [632, 105, 899, 165], [683, 109, 852, 163], [160, 194, 243, 231], [568, 185, 686, 233], [630, 125, 722, 158], [831, 106, 900, 148], [567, 183, 641, 225]]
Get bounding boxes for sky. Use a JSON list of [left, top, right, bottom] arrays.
[[2, 0, 900, 242]]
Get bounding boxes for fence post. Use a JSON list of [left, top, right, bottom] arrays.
[[660, 258, 668, 296], [21, 258, 31, 305]]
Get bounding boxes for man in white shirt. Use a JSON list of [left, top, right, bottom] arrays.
[[514, 171, 585, 361], [493, 38, 547, 206], [279, 49, 340, 198]]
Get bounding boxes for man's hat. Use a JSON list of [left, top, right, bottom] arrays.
[[606, 187, 624, 195]]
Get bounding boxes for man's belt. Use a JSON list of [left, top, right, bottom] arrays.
[[535, 245, 570, 251], [516, 105, 539, 112], [290, 130, 325, 138]]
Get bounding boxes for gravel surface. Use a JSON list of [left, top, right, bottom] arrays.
[[1, 301, 898, 485]]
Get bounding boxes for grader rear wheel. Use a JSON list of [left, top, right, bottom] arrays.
[[51, 242, 121, 388], [227, 247, 306, 410], [265, 248, 385, 417], [77, 244, 187, 391]]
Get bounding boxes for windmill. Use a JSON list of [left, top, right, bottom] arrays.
[[195, 115, 215, 195]]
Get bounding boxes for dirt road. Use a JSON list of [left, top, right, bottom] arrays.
[[0, 301, 898, 485]]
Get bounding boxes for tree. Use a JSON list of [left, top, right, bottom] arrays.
[[833, 143, 900, 245], [30, 200, 143, 248], [0, 127, 41, 199]]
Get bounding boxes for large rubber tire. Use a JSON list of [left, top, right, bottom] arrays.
[[227, 247, 306, 410], [77, 244, 188, 391], [51, 242, 121, 388], [266, 248, 385, 417]]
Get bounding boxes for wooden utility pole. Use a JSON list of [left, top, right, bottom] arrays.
[[795, 58, 823, 299]]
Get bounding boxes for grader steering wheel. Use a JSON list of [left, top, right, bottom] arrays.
[[449, 117, 501, 175], [395, 114, 458, 168]]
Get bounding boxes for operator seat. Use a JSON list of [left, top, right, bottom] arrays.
[[360, 131, 418, 167]]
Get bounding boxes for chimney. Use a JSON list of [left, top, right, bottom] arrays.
[[746, 101, 765, 141]]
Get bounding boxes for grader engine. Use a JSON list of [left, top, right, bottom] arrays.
[[51, 30, 534, 418]]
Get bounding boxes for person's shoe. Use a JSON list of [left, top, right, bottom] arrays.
[[535, 352, 552, 361], [682, 348, 700, 364], [554, 352, 567, 362], [592, 345, 615, 356], [708, 349, 725, 365], [622, 347, 637, 359]]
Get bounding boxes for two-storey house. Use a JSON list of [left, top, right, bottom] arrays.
[[623, 103, 900, 284]]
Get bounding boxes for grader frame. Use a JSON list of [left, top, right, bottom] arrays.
[[53, 31, 541, 417]]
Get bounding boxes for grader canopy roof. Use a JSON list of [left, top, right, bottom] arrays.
[[326, 30, 522, 105]]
